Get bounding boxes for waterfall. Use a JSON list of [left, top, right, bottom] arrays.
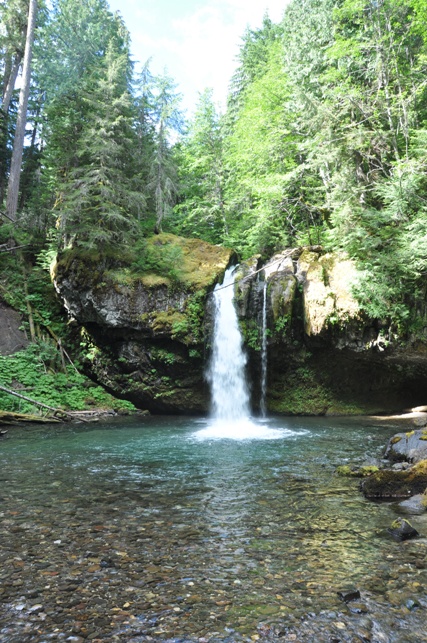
[[193, 266, 287, 440], [260, 281, 267, 417], [207, 266, 251, 421]]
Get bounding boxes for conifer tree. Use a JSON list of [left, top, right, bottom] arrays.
[[174, 89, 226, 243], [148, 73, 183, 233], [6, 0, 37, 222], [57, 29, 143, 249]]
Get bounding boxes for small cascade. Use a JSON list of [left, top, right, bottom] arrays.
[[260, 281, 268, 417], [207, 266, 251, 421]]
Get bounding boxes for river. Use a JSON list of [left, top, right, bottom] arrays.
[[1, 415, 426, 642]]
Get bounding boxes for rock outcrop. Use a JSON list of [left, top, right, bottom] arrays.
[[235, 247, 427, 415], [0, 300, 28, 355], [384, 429, 427, 464], [52, 234, 232, 413]]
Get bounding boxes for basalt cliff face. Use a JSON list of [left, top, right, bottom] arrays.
[[53, 238, 427, 415]]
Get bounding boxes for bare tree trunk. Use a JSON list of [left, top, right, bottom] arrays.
[[1, 53, 23, 116], [6, 0, 37, 222]]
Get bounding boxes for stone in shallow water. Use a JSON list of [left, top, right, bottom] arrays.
[[337, 588, 361, 603], [397, 494, 426, 515], [388, 518, 419, 542]]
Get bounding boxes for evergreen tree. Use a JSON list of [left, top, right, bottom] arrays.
[[6, 0, 37, 222], [148, 72, 183, 233], [55, 23, 143, 249], [174, 89, 226, 243]]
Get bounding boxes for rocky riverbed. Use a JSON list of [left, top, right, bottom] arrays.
[[1, 416, 426, 642]]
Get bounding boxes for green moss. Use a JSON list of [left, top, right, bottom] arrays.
[[336, 464, 379, 477], [390, 518, 413, 530], [336, 465, 354, 477], [55, 233, 231, 294], [269, 364, 366, 416], [359, 465, 380, 476], [391, 435, 403, 444], [362, 460, 427, 498]]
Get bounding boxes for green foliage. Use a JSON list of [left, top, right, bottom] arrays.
[[240, 320, 261, 351], [0, 344, 135, 413], [173, 89, 226, 243], [274, 315, 291, 338], [130, 237, 184, 282], [152, 348, 176, 365]]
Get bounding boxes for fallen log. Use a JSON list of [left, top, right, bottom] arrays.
[[0, 409, 60, 425], [0, 384, 80, 421]]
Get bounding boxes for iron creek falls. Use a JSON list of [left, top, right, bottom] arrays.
[[2, 240, 427, 642]]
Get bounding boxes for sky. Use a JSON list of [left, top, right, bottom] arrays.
[[106, 0, 289, 114]]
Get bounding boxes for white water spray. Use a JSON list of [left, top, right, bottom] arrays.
[[260, 281, 268, 417]]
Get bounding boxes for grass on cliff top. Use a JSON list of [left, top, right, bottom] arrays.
[[126, 233, 232, 290], [56, 233, 232, 292]]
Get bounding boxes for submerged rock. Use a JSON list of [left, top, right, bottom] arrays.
[[337, 588, 361, 603]]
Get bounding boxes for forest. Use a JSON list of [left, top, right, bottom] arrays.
[[1, 0, 427, 415]]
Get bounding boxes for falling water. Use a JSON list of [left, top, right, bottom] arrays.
[[207, 266, 251, 421], [195, 266, 288, 440], [260, 281, 268, 417]]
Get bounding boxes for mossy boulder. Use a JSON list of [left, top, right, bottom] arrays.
[[337, 464, 380, 478], [361, 460, 427, 499], [388, 517, 419, 541]]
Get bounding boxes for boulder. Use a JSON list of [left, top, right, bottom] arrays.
[[397, 494, 426, 515], [0, 300, 28, 355], [52, 234, 232, 413], [361, 460, 427, 499], [388, 518, 419, 542], [384, 429, 427, 464]]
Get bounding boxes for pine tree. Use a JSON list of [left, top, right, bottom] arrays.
[[174, 89, 226, 243], [57, 35, 143, 249]]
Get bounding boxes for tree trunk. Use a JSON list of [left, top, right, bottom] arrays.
[[1, 53, 23, 116], [6, 0, 38, 222]]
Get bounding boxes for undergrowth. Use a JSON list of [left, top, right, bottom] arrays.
[[0, 344, 135, 415]]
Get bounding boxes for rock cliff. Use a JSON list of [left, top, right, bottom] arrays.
[[235, 247, 427, 415], [52, 234, 232, 413], [53, 238, 427, 415]]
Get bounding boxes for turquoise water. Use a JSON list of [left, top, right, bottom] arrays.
[[1, 416, 426, 642]]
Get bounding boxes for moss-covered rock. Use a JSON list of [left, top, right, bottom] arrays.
[[52, 234, 232, 413], [361, 460, 427, 499], [337, 464, 380, 477]]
